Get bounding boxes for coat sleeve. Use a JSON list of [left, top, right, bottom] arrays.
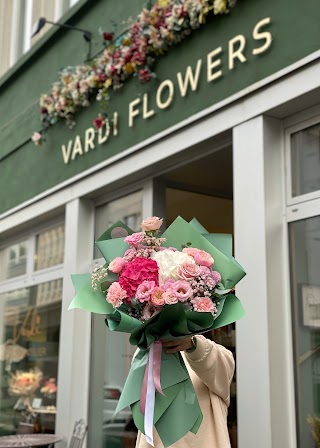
[[184, 335, 235, 406]]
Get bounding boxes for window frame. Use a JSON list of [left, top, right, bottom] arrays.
[[285, 113, 320, 206], [0, 217, 64, 294]]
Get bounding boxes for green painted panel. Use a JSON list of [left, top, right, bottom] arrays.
[[1, 0, 320, 213]]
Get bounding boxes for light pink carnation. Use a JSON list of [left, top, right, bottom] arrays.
[[170, 280, 192, 302], [136, 280, 156, 302], [150, 287, 165, 306], [182, 247, 200, 257], [194, 250, 214, 268], [140, 216, 163, 231], [106, 282, 127, 308], [211, 271, 221, 284], [191, 297, 216, 313], [177, 262, 201, 281], [163, 289, 179, 305], [124, 232, 143, 247], [108, 257, 127, 274], [142, 304, 161, 321]]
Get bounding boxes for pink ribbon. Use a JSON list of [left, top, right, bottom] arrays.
[[140, 340, 164, 415]]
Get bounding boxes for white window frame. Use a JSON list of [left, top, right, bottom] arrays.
[[0, 217, 64, 295], [285, 111, 320, 207]]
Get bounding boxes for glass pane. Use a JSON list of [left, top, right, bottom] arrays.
[[88, 315, 137, 448], [34, 225, 65, 271], [291, 123, 320, 197], [0, 241, 28, 281], [94, 191, 143, 259], [289, 216, 320, 447], [0, 280, 62, 436]]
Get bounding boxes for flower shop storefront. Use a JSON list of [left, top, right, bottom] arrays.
[[1, 0, 320, 447]]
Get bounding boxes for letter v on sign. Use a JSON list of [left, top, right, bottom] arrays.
[[61, 140, 73, 164]]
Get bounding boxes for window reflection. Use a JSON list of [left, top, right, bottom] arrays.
[[94, 191, 143, 259], [0, 281, 62, 436], [291, 123, 320, 197], [0, 241, 28, 281], [34, 225, 65, 271]]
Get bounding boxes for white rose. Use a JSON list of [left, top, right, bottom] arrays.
[[151, 249, 195, 285]]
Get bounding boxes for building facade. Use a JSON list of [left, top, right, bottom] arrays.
[[0, 0, 320, 447]]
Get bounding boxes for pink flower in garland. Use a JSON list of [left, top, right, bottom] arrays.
[[93, 114, 105, 129], [118, 257, 159, 300], [139, 68, 153, 82]]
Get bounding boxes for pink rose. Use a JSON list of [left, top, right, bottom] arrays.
[[177, 262, 201, 281], [191, 297, 216, 313], [124, 232, 143, 247], [182, 247, 200, 257], [140, 216, 163, 231], [142, 304, 161, 321], [136, 280, 156, 302], [170, 280, 192, 302], [150, 287, 165, 306], [108, 257, 126, 274], [118, 257, 159, 300], [163, 289, 179, 305], [194, 250, 214, 268], [106, 282, 127, 308]]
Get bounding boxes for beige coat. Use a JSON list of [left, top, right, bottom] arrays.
[[135, 335, 235, 448]]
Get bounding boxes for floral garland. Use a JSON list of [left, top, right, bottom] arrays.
[[32, 0, 237, 145]]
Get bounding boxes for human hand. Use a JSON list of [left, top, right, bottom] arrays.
[[161, 337, 193, 354]]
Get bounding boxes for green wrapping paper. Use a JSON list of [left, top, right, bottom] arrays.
[[69, 216, 246, 447]]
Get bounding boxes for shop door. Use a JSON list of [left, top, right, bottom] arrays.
[[288, 210, 320, 447], [163, 146, 238, 447]]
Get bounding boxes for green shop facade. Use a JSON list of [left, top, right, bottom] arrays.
[[1, 0, 320, 447]]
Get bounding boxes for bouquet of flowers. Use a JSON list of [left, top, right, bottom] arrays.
[[70, 216, 245, 447], [8, 369, 42, 397]]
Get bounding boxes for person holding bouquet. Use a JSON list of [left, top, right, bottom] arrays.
[[70, 215, 245, 447], [135, 334, 235, 448]]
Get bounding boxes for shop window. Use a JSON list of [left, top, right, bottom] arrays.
[[0, 221, 64, 436], [289, 216, 320, 447], [34, 224, 65, 271], [290, 123, 320, 198], [0, 281, 62, 436], [94, 191, 143, 259], [0, 240, 28, 281]]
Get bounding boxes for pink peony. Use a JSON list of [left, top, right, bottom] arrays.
[[118, 257, 159, 299], [136, 280, 156, 302], [142, 304, 161, 321], [140, 216, 163, 231], [124, 232, 143, 247], [182, 247, 200, 257], [150, 287, 165, 306], [163, 289, 179, 305], [177, 262, 201, 281], [108, 257, 127, 274], [170, 280, 192, 302], [194, 250, 214, 268], [191, 297, 217, 313], [106, 282, 127, 308]]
